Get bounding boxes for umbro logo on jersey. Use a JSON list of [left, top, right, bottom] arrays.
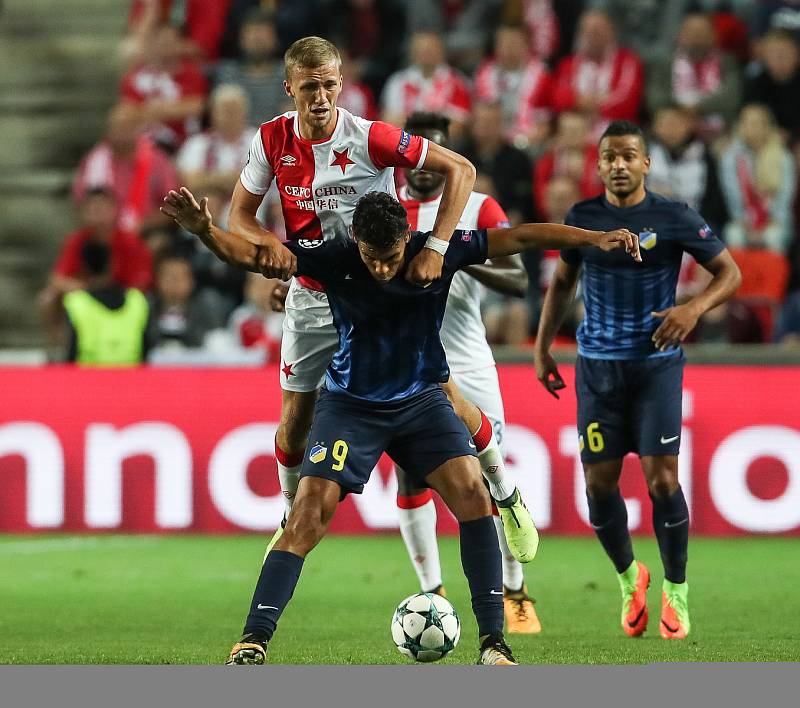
[[298, 239, 323, 249], [280, 154, 297, 165]]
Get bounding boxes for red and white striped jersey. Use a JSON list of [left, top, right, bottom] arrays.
[[240, 107, 428, 240], [399, 186, 510, 373]]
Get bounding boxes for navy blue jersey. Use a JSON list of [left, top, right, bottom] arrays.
[[285, 230, 489, 402], [562, 191, 725, 360]]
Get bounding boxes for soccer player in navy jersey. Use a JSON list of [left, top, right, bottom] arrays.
[[534, 120, 741, 640], [162, 186, 639, 665]]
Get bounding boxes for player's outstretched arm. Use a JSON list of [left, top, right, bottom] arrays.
[[161, 188, 266, 274], [486, 223, 641, 261], [406, 142, 476, 287], [534, 258, 581, 399], [651, 250, 742, 351], [228, 180, 297, 280]]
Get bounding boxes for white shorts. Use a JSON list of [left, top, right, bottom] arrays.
[[450, 365, 506, 448], [279, 279, 339, 393]]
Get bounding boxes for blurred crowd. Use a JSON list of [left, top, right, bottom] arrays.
[[38, 0, 800, 364]]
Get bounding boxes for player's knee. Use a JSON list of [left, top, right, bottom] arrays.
[[647, 474, 678, 499], [585, 476, 618, 500], [282, 499, 327, 555], [449, 474, 492, 521]]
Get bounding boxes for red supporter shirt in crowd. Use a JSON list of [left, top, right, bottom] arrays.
[[551, 47, 643, 132], [121, 59, 208, 148], [533, 146, 602, 218], [54, 228, 153, 291], [381, 65, 472, 124], [338, 82, 378, 121], [128, 0, 231, 60], [72, 137, 179, 232]]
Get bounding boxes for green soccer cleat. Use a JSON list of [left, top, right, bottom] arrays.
[[226, 634, 268, 665], [660, 580, 691, 639], [618, 560, 650, 637], [495, 489, 539, 563]]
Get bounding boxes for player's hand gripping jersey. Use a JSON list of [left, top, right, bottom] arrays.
[[284, 230, 490, 402]]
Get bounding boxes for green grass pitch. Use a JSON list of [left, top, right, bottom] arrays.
[[1, 534, 798, 664]]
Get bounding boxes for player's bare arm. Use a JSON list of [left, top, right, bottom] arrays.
[[651, 250, 742, 351], [533, 258, 582, 399], [406, 142, 476, 286], [161, 188, 265, 274], [486, 223, 641, 260], [228, 180, 297, 279], [462, 255, 528, 298]]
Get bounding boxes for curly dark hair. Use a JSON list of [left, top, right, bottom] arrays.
[[352, 192, 409, 250]]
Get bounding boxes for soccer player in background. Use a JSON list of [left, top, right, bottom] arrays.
[[223, 36, 536, 563], [162, 186, 639, 665], [534, 120, 741, 640], [397, 112, 541, 633]]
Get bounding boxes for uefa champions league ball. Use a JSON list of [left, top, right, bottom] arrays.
[[390, 592, 461, 662]]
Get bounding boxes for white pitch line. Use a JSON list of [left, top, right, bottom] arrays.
[[0, 537, 162, 554]]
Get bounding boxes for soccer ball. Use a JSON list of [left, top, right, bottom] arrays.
[[390, 592, 460, 662]]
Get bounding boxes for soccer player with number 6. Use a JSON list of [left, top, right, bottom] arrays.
[[534, 121, 741, 640]]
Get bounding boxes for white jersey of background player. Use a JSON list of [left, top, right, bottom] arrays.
[[222, 37, 536, 566], [396, 112, 542, 634]]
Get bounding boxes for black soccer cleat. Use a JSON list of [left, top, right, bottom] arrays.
[[226, 634, 268, 665], [477, 633, 518, 665]]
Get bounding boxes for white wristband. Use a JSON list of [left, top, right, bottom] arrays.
[[424, 235, 449, 256]]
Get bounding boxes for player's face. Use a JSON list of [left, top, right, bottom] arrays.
[[284, 61, 342, 136], [357, 233, 411, 283], [598, 135, 650, 198], [404, 128, 447, 196]]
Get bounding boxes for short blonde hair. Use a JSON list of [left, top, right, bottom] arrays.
[[284, 36, 342, 80]]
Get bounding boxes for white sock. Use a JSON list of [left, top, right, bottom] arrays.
[[493, 515, 524, 591], [474, 423, 514, 502], [398, 498, 442, 592], [277, 460, 301, 518]]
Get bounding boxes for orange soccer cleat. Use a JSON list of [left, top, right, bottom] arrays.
[[617, 561, 650, 637], [503, 585, 542, 634]]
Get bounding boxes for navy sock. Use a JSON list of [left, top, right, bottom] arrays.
[[242, 550, 304, 641], [651, 486, 689, 584], [459, 516, 504, 638], [587, 488, 634, 574]]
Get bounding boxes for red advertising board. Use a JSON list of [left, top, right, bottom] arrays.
[[0, 365, 798, 536]]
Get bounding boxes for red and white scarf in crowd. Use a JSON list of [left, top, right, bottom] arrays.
[[672, 51, 722, 106], [573, 49, 615, 98], [474, 57, 550, 140], [82, 136, 156, 232], [736, 153, 770, 231]]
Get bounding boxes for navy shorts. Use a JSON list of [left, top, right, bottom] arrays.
[[299, 385, 477, 495], [575, 352, 684, 463]]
